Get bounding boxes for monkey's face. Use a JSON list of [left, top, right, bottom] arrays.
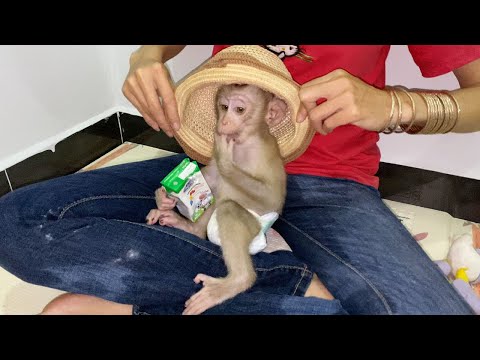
[[215, 85, 266, 143]]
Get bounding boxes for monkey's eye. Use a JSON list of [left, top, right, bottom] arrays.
[[220, 105, 228, 111], [236, 107, 245, 114]]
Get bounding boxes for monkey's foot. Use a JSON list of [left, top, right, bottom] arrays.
[[146, 209, 163, 225], [158, 209, 185, 227], [146, 209, 180, 226], [183, 273, 252, 315], [146, 209, 188, 228], [147, 209, 202, 235]]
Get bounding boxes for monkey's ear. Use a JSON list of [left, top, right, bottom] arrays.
[[266, 97, 288, 127]]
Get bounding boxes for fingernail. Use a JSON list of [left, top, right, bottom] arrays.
[[173, 122, 180, 131]]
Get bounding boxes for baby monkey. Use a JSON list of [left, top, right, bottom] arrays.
[[146, 84, 287, 315]]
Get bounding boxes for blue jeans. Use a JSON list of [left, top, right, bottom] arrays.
[[0, 154, 473, 315], [0, 154, 343, 315]]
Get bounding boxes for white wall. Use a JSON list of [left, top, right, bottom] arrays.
[[382, 45, 480, 180], [0, 45, 116, 171], [109, 45, 141, 115]]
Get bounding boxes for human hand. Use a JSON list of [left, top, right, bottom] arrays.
[[122, 49, 180, 137], [297, 69, 395, 134]]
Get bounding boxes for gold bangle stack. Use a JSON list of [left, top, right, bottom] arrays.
[[381, 86, 460, 135], [382, 90, 396, 134]]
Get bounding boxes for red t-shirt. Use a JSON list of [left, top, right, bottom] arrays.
[[212, 45, 480, 188]]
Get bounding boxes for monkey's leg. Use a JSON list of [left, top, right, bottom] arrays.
[[156, 205, 215, 239], [183, 200, 260, 315]]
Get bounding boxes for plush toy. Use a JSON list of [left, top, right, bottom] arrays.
[[435, 229, 480, 314]]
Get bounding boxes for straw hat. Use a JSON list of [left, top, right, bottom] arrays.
[[174, 45, 315, 165]]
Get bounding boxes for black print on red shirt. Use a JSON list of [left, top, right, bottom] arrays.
[[264, 45, 314, 62]]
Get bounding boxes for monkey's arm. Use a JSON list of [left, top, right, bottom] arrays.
[[215, 136, 272, 201], [221, 162, 272, 202], [200, 160, 219, 195]]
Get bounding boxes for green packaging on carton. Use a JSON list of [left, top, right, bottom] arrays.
[[160, 158, 215, 222]]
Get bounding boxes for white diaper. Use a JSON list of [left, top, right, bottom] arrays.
[[207, 209, 279, 255]]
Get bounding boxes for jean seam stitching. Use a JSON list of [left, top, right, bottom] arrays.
[[278, 216, 393, 315], [256, 265, 313, 274], [291, 173, 380, 193], [134, 310, 150, 315], [292, 265, 308, 296], [114, 219, 223, 258], [58, 195, 155, 219], [292, 204, 380, 215]]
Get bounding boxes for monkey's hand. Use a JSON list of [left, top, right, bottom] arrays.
[[155, 187, 177, 210], [215, 135, 235, 175], [146, 209, 163, 225], [183, 274, 254, 315]]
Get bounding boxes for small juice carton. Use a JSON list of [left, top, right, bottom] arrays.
[[160, 158, 215, 222]]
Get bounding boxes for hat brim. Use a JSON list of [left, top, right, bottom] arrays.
[[175, 63, 315, 165]]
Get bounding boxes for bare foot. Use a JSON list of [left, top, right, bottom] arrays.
[[146, 209, 188, 228], [183, 273, 253, 315], [157, 209, 187, 227], [149, 209, 207, 239], [40, 293, 132, 315], [304, 274, 334, 300]]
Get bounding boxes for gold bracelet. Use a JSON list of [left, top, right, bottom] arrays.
[[436, 93, 454, 133], [409, 91, 428, 134], [417, 92, 433, 134], [391, 88, 404, 133], [442, 91, 460, 132], [431, 94, 446, 133], [395, 86, 416, 133], [419, 92, 442, 134], [382, 88, 396, 134], [428, 93, 441, 133]]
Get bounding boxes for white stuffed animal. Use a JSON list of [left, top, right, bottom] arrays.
[[447, 233, 480, 282]]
